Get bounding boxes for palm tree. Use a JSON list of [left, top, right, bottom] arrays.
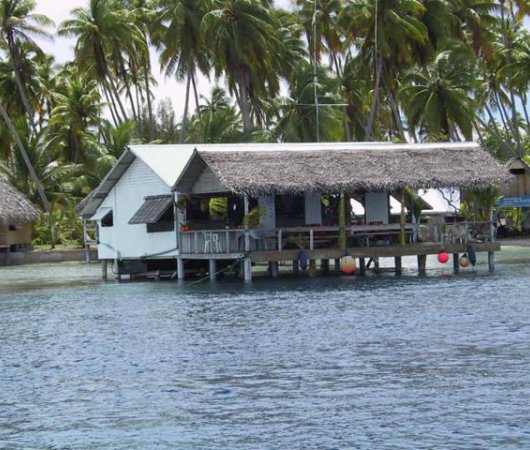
[[0, 0, 53, 135], [128, 0, 157, 140], [102, 120, 136, 159], [0, 123, 66, 210], [446, 0, 499, 59], [47, 72, 105, 164], [201, 0, 301, 133], [399, 49, 476, 141], [295, 0, 342, 68], [59, 0, 144, 125], [274, 61, 343, 142], [186, 87, 246, 143], [338, 0, 428, 140], [155, 0, 209, 143]]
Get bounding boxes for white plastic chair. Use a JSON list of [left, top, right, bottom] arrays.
[[204, 232, 222, 253]]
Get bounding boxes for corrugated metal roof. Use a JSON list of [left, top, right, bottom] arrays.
[[130, 145, 196, 187], [128, 196, 173, 225], [78, 149, 136, 218]]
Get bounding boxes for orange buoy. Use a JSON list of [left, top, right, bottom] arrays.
[[340, 256, 357, 274], [459, 254, 470, 268]]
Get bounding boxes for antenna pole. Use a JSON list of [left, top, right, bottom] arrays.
[[312, 0, 320, 142]]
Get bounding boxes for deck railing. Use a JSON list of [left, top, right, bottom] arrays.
[[178, 221, 496, 255], [179, 223, 416, 254], [429, 221, 496, 245]]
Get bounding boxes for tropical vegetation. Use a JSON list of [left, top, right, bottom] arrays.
[[1, 0, 529, 245]]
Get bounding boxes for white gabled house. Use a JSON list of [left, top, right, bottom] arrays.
[[79, 145, 195, 264]]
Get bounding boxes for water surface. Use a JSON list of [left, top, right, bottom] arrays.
[[1, 248, 529, 449]]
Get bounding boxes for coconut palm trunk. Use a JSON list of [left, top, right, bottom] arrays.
[[237, 72, 253, 133], [144, 62, 155, 141], [120, 60, 138, 122], [0, 102, 49, 212], [365, 55, 383, 141], [103, 80, 124, 125], [107, 74, 129, 122], [191, 72, 201, 117], [6, 37, 38, 136], [179, 71, 192, 143], [102, 86, 120, 127]]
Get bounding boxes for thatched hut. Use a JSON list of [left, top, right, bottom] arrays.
[[177, 142, 509, 195], [0, 174, 40, 254]]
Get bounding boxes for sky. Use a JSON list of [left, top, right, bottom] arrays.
[[34, 0, 295, 120]]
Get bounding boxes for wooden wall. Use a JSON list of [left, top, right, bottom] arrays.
[[0, 224, 33, 246], [504, 160, 530, 197], [507, 172, 530, 196]]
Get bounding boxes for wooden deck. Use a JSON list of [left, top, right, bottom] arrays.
[[249, 242, 500, 263], [178, 242, 500, 263]]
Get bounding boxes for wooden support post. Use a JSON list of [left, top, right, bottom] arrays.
[[453, 253, 459, 273], [338, 193, 346, 252], [177, 258, 185, 280], [269, 261, 279, 278], [102, 259, 108, 281], [399, 189, 406, 247], [292, 259, 299, 275], [5, 247, 10, 266], [321, 259, 329, 274], [114, 260, 121, 282], [417, 254, 427, 275], [309, 259, 317, 277], [359, 257, 366, 275], [83, 221, 91, 264], [395, 256, 402, 275], [243, 195, 250, 252], [488, 251, 495, 272], [243, 258, 252, 282], [85, 244, 91, 264], [334, 258, 340, 272], [207, 260, 216, 281], [489, 209, 495, 242]]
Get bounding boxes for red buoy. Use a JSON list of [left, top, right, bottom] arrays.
[[437, 251, 449, 264]]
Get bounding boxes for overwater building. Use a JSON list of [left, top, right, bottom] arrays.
[[78, 142, 510, 280]]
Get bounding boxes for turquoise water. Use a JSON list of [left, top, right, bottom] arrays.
[[1, 248, 530, 449]]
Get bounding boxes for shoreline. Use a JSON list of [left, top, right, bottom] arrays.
[[1, 247, 97, 267]]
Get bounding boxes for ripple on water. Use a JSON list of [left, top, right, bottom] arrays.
[[0, 253, 530, 449]]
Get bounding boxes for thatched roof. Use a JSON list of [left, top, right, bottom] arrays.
[[0, 174, 40, 225], [79, 142, 512, 218], [194, 143, 511, 195]]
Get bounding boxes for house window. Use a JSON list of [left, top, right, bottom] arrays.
[[101, 210, 113, 227], [147, 206, 175, 233]]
